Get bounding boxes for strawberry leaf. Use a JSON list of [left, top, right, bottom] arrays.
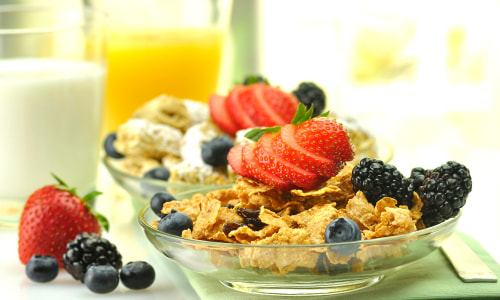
[[51, 172, 109, 232], [245, 126, 281, 141], [51, 173, 68, 187], [82, 191, 103, 203], [92, 210, 110, 232]]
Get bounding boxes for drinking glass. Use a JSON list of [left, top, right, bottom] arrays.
[[0, 3, 107, 226], [96, 0, 233, 133]]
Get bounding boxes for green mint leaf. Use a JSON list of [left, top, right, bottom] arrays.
[[319, 111, 330, 117], [291, 103, 316, 125], [244, 126, 281, 141]]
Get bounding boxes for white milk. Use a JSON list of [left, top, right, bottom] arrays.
[[0, 59, 106, 201]]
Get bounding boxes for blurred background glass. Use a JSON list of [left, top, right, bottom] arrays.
[[0, 0, 107, 225], [94, 0, 233, 134]]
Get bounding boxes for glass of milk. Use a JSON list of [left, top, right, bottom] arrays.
[[0, 2, 107, 225]]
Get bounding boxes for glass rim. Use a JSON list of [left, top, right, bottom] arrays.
[[0, 4, 108, 35], [138, 204, 462, 249]]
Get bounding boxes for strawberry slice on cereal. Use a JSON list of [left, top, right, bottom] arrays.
[[228, 104, 355, 191], [254, 132, 327, 190]]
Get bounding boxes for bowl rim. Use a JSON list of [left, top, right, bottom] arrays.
[[138, 204, 461, 249], [102, 155, 233, 189]]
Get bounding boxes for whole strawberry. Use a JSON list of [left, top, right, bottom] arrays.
[[18, 174, 108, 268], [228, 104, 354, 191]]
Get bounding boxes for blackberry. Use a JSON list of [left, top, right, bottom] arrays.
[[351, 157, 413, 208], [242, 74, 269, 85], [292, 82, 326, 117], [63, 232, 123, 282], [409, 167, 429, 192], [417, 161, 472, 227]]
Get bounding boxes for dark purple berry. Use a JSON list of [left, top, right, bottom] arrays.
[[119, 261, 155, 290], [103, 132, 124, 159], [84, 264, 119, 294], [63, 232, 122, 282], [352, 157, 413, 208], [26, 254, 59, 283], [157, 209, 193, 237], [150, 192, 176, 217], [417, 161, 472, 227], [201, 135, 233, 167], [325, 218, 361, 255]]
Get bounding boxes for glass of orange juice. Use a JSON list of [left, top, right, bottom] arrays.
[[97, 0, 233, 133]]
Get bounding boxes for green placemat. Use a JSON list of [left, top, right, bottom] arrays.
[[183, 232, 500, 299]]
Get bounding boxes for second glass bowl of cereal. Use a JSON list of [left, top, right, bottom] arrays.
[[103, 133, 393, 208], [139, 201, 461, 296], [103, 155, 233, 207]]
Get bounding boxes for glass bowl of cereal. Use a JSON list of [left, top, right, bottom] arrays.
[[138, 168, 461, 296]]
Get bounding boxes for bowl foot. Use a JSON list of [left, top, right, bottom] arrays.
[[219, 275, 384, 296]]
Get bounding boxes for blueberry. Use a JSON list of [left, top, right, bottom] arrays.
[[84, 264, 119, 294], [201, 135, 233, 167], [119, 261, 155, 290], [324, 218, 361, 255], [141, 166, 170, 194], [150, 192, 176, 217], [25, 255, 59, 283], [103, 132, 124, 159], [157, 209, 193, 236]]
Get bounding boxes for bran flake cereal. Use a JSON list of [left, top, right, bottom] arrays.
[[154, 163, 426, 274]]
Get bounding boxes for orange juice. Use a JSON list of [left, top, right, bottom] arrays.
[[103, 28, 225, 133]]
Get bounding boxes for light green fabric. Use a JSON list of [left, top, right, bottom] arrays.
[[183, 232, 500, 299]]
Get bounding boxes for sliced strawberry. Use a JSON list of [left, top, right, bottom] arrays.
[[295, 117, 355, 162], [225, 85, 258, 129], [276, 124, 343, 178], [255, 132, 327, 190], [209, 94, 240, 136], [227, 144, 247, 177], [254, 83, 299, 124], [242, 83, 290, 127], [241, 142, 292, 190]]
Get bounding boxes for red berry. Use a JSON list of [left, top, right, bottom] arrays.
[[225, 85, 258, 129], [278, 124, 340, 177], [295, 117, 354, 162], [226, 104, 355, 191], [209, 94, 239, 136], [227, 144, 247, 177], [18, 176, 107, 268], [253, 83, 298, 125], [241, 141, 292, 190], [209, 83, 300, 135], [254, 132, 326, 189]]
